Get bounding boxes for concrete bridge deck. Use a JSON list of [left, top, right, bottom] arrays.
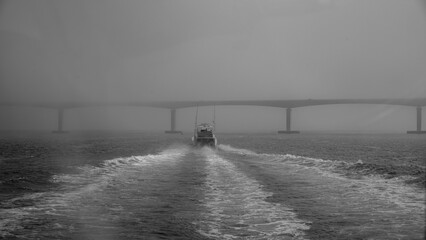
[[1, 98, 425, 109], [1, 98, 425, 134]]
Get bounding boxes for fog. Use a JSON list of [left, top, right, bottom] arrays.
[[1, 0, 425, 132]]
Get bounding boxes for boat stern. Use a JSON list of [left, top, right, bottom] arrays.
[[193, 136, 217, 147]]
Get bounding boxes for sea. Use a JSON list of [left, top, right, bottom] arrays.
[[0, 132, 425, 240]]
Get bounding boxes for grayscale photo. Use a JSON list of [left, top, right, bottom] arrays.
[[0, 0, 425, 239]]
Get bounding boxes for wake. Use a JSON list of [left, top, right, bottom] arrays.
[[218, 144, 425, 209], [196, 147, 310, 240], [0, 145, 190, 239], [217, 144, 425, 239]]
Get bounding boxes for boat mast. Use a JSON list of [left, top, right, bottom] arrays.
[[194, 104, 199, 127], [193, 105, 199, 137], [213, 105, 216, 131]]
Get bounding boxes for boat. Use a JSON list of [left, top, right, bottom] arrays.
[[192, 123, 217, 147], [191, 105, 217, 147]]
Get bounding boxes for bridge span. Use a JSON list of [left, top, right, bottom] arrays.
[[1, 98, 425, 134]]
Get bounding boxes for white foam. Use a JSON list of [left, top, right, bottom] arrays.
[[264, 154, 425, 211], [196, 148, 310, 239], [0, 207, 29, 238], [104, 145, 189, 169], [52, 145, 189, 184], [218, 144, 425, 215], [0, 146, 190, 238], [218, 144, 258, 155]]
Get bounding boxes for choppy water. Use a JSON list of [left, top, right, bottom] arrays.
[[0, 133, 425, 239]]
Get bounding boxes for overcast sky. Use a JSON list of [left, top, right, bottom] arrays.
[[0, 0, 425, 132]]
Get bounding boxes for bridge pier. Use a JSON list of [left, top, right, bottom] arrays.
[[407, 107, 426, 134], [278, 108, 300, 134], [165, 109, 182, 134], [52, 108, 68, 133]]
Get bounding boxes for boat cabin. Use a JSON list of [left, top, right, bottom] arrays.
[[193, 123, 217, 147]]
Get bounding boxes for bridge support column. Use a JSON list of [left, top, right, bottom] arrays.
[[52, 108, 68, 133], [407, 107, 426, 134], [165, 109, 182, 134], [278, 108, 299, 134]]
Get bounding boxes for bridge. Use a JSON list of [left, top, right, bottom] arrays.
[[1, 98, 425, 134]]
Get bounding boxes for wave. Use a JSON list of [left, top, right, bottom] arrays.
[[196, 147, 310, 239], [0, 145, 190, 239], [219, 144, 424, 183], [218, 144, 425, 211]]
